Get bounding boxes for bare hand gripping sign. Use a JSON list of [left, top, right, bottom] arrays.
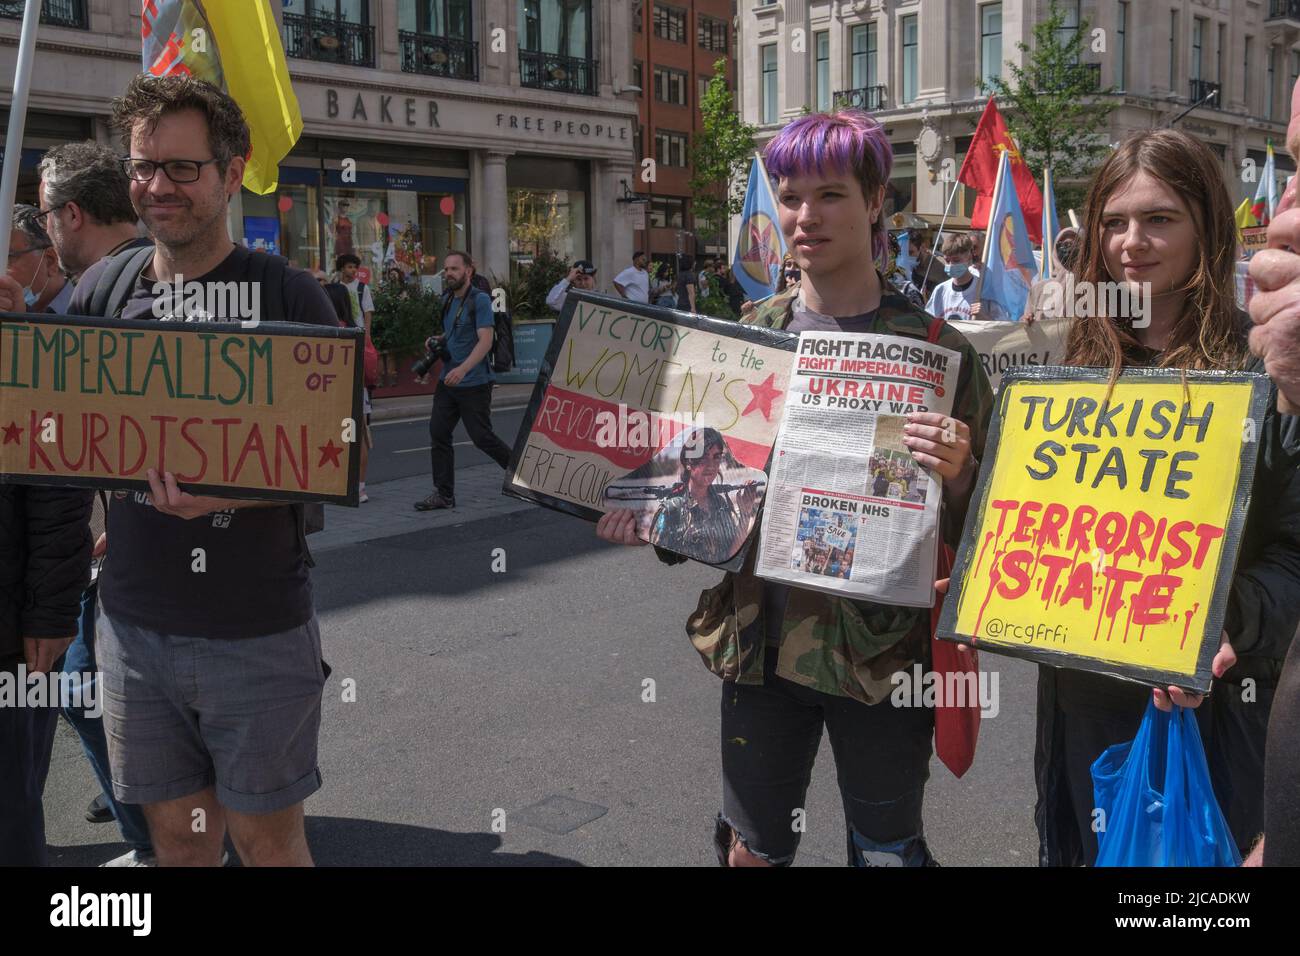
[[938, 367, 1268, 693], [504, 292, 797, 565], [0, 313, 364, 504]]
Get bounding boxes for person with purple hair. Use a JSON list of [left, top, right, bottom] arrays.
[[596, 110, 995, 867]]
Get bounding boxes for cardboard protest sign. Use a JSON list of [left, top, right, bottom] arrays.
[[938, 367, 1267, 692], [1240, 226, 1268, 255], [0, 313, 364, 504], [503, 292, 797, 566], [948, 315, 1071, 390]]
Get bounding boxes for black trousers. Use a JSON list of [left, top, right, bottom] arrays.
[[0, 658, 60, 866], [718, 654, 935, 866], [429, 381, 511, 498]]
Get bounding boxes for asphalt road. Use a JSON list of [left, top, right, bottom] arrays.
[[365, 405, 530, 485], [41, 481, 1044, 867]]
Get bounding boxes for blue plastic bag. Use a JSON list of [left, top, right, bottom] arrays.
[[1091, 700, 1241, 867]]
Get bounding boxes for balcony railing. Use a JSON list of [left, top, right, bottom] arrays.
[[400, 31, 478, 81], [0, 0, 87, 28], [1081, 62, 1102, 91], [832, 85, 888, 112], [1190, 78, 1222, 108], [282, 11, 374, 68], [1268, 0, 1300, 21], [519, 50, 599, 96]]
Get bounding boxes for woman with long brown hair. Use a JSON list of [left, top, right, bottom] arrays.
[[1036, 128, 1300, 865]]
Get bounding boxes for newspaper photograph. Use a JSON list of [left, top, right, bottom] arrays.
[[756, 331, 962, 606]]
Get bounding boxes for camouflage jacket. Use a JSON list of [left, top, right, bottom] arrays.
[[661, 279, 995, 704]]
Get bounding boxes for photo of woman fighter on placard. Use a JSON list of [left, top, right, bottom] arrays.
[[602, 427, 766, 565]]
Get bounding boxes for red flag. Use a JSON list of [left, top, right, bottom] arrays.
[[957, 98, 1044, 245]]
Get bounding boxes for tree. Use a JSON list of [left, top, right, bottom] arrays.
[[981, 0, 1114, 211], [689, 58, 757, 251]]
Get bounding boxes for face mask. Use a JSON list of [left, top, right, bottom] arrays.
[[22, 266, 51, 308], [945, 262, 970, 279]]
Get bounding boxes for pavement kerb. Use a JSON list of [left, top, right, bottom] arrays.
[[369, 383, 536, 422]]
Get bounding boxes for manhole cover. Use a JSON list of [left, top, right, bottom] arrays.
[[513, 795, 608, 835]]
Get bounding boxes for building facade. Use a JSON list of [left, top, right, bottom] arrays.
[[629, 0, 738, 270], [0, 0, 640, 286], [738, 0, 1297, 233]]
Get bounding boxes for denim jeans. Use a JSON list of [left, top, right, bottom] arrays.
[[60, 584, 152, 852]]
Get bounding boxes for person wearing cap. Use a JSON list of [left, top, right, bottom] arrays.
[[547, 260, 598, 312]]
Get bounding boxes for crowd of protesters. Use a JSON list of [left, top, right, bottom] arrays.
[[5, 69, 1300, 871]]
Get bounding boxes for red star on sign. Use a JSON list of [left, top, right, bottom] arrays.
[[741, 373, 783, 420], [2, 422, 21, 445], [317, 439, 343, 468]]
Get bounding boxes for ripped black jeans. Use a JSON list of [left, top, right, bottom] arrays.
[[717, 655, 936, 866]]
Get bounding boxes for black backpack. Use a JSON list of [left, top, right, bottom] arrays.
[[491, 303, 515, 373], [86, 246, 326, 555]]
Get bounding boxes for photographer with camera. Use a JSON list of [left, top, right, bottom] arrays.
[[414, 251, 512, 511]]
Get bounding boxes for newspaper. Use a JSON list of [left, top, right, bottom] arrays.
[[756, 330, 962, 607]]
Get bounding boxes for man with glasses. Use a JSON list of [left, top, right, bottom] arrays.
[[6, 205, 72, 315], [68, 74, 336, 868]]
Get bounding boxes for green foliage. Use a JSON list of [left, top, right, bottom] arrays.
[[689, 58, 758, 238], [371, 282, 444, 357], [508, 250, 569, 321], [697, 283, 738, 321], [980, 0, 1114, 185]]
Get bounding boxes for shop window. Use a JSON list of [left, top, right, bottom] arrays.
[[508, 187, 588, 271], [247, 179, 465, 279]]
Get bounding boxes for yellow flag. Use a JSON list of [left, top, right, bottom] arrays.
[[1235, 197, 1256, 234], [142, 1, 302, 195]]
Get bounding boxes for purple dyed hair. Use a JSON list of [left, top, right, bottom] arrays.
[[762, 110, 893, 266]]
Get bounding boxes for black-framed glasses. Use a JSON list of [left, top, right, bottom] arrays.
[[119, 157, 221, 184], [34, 203, 67, 223]]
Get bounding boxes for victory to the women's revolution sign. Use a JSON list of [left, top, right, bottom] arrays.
[[0, 313, 364, 504], [938, 367, 1268, 693], [504, 292, 797, 566]]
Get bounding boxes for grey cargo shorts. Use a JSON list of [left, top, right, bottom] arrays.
[[96, 609, 326, 814]]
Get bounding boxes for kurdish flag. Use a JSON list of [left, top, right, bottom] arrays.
[[979, 150, 1037, 322], [1040, 166, 1060, 281], [732, 153, 787, 304], [141, 0, 302, 194], [1250, 142, 1277, 227], [1235, 197, 1256, 232]]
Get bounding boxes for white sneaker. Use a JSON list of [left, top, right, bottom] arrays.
[[359, 491, 369, 503], [101, 849, 156, 867]]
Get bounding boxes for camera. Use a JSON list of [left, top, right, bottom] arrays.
[[412, 334, 451, 379]]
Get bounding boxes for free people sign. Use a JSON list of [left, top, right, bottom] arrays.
[[938, 367, 1267, 693], [0, 313, 364, 504]]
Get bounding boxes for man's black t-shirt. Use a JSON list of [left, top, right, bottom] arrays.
[[69, 245, 337, 638]]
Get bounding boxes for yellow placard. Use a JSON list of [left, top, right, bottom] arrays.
[[941, 370, 1263, 689]]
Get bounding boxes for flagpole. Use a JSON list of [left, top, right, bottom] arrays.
[[922, 174, 962, 292], [1040, 166, 1053, 281], [974, 151, 1008, 305], [0, 0, 43, 266]]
